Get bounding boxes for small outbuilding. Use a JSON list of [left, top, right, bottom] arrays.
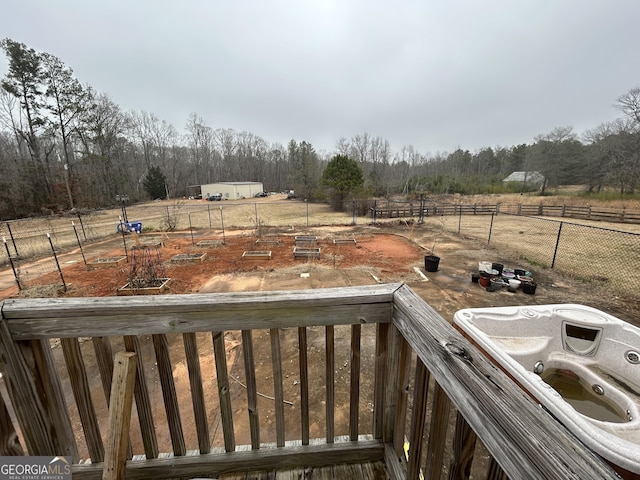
[[201, 182, 264, 200], [503, 171, 545, 189]]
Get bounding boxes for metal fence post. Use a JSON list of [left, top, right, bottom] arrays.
[[188, 211, 194, 246], [458, 206, 462, 235], [76, 211, 87, 241], [220, 206, 226, 245], [47, 233, 66, 292], [119, 217, 129, 261], [6, 222, 18, 257], [207, 204, 212, 229], [254, 203, 258, 227], [3, 236, 21, 290], [551, 222, 563, 269], [72, 221, 87, 265]]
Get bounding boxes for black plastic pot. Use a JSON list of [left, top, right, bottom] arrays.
[[522, 281, 537, 294], [424, 255, 440, 272]]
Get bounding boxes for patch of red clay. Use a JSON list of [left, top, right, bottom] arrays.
[[48, 233, 424, 297]]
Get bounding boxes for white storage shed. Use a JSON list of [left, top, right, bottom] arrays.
[[201, 182, 264, 200]]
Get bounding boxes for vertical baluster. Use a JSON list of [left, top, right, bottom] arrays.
[[373, 322, 388, 439], [212, 331, 235, 452], [325, 325, 335, 444], [407, 358, 430, 480], [61, 337, 104, 462], [29, 339, 79, 461], [297, 327, 310, 446], [183, 332, 210, 454], [270, 328, 285, 447], [393, 336, 411, 459], [425, 382, 451, 480], [384, 324, 402, 443], [349, 323, 361, 441], [123, 335, 158, 459], [487, 457, 508, 480], [241, 330, 260, 450], [448, 411, 477, 480], [151, 333, 185, 456]]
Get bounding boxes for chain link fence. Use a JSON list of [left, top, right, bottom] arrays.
[[419, 212, 640, 300]]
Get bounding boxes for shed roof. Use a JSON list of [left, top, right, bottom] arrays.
[[207, 182, 262, 185], [503, 171, 544, 182]]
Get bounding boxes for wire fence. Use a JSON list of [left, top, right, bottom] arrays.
[[420, 212, 640, 300], [0, 200, 358, 290], [2, 199, 640, 300]]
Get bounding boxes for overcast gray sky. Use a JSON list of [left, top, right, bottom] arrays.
[[2, 1, 639, 155]]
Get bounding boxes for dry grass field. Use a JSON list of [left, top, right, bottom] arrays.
[[1, 191, 639, 301]]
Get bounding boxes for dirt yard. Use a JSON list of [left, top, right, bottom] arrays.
[[2, 222, 639, 462]]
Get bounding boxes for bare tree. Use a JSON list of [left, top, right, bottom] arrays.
[[41, 52, 91, 208], [75, 91, 130, 204], [335, 136, 350, 155], [615, 87, 640, 124], [350, 132, 370, 164], [185, 113, 214, 184]]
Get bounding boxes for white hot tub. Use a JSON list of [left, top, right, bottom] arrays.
[[453, 304, 640, 478]]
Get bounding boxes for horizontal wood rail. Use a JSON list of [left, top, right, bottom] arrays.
[[0, 283, 619, 479]]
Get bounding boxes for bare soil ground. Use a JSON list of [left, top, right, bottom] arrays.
[[2, 222, 639, 463]]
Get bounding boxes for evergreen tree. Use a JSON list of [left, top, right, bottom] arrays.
[[320, 154, 364, 209], [143, 166, 167, 199]]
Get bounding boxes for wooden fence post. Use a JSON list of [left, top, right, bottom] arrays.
[[102, 352, 137, 480]]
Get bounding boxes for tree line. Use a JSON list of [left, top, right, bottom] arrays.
[[1, 38, 639, 220]]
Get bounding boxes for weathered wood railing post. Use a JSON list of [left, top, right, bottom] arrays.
[[102, 351, 137, 480]]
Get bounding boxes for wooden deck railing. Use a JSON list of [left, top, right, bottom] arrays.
[[0, 284, 619, 479]]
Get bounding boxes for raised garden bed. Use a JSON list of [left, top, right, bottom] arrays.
[[242, 251, 272, 260], [294, 235, 318, 246], [169, 253, 208, 263], [140, 240, 164, 248], [87, 256, 127, 268], [196, 240, 224, 248], [256, 237, 280, 245], [117, 278, 171, 295], [293, 247, 321, 259], [333, 238, 357, 245]]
